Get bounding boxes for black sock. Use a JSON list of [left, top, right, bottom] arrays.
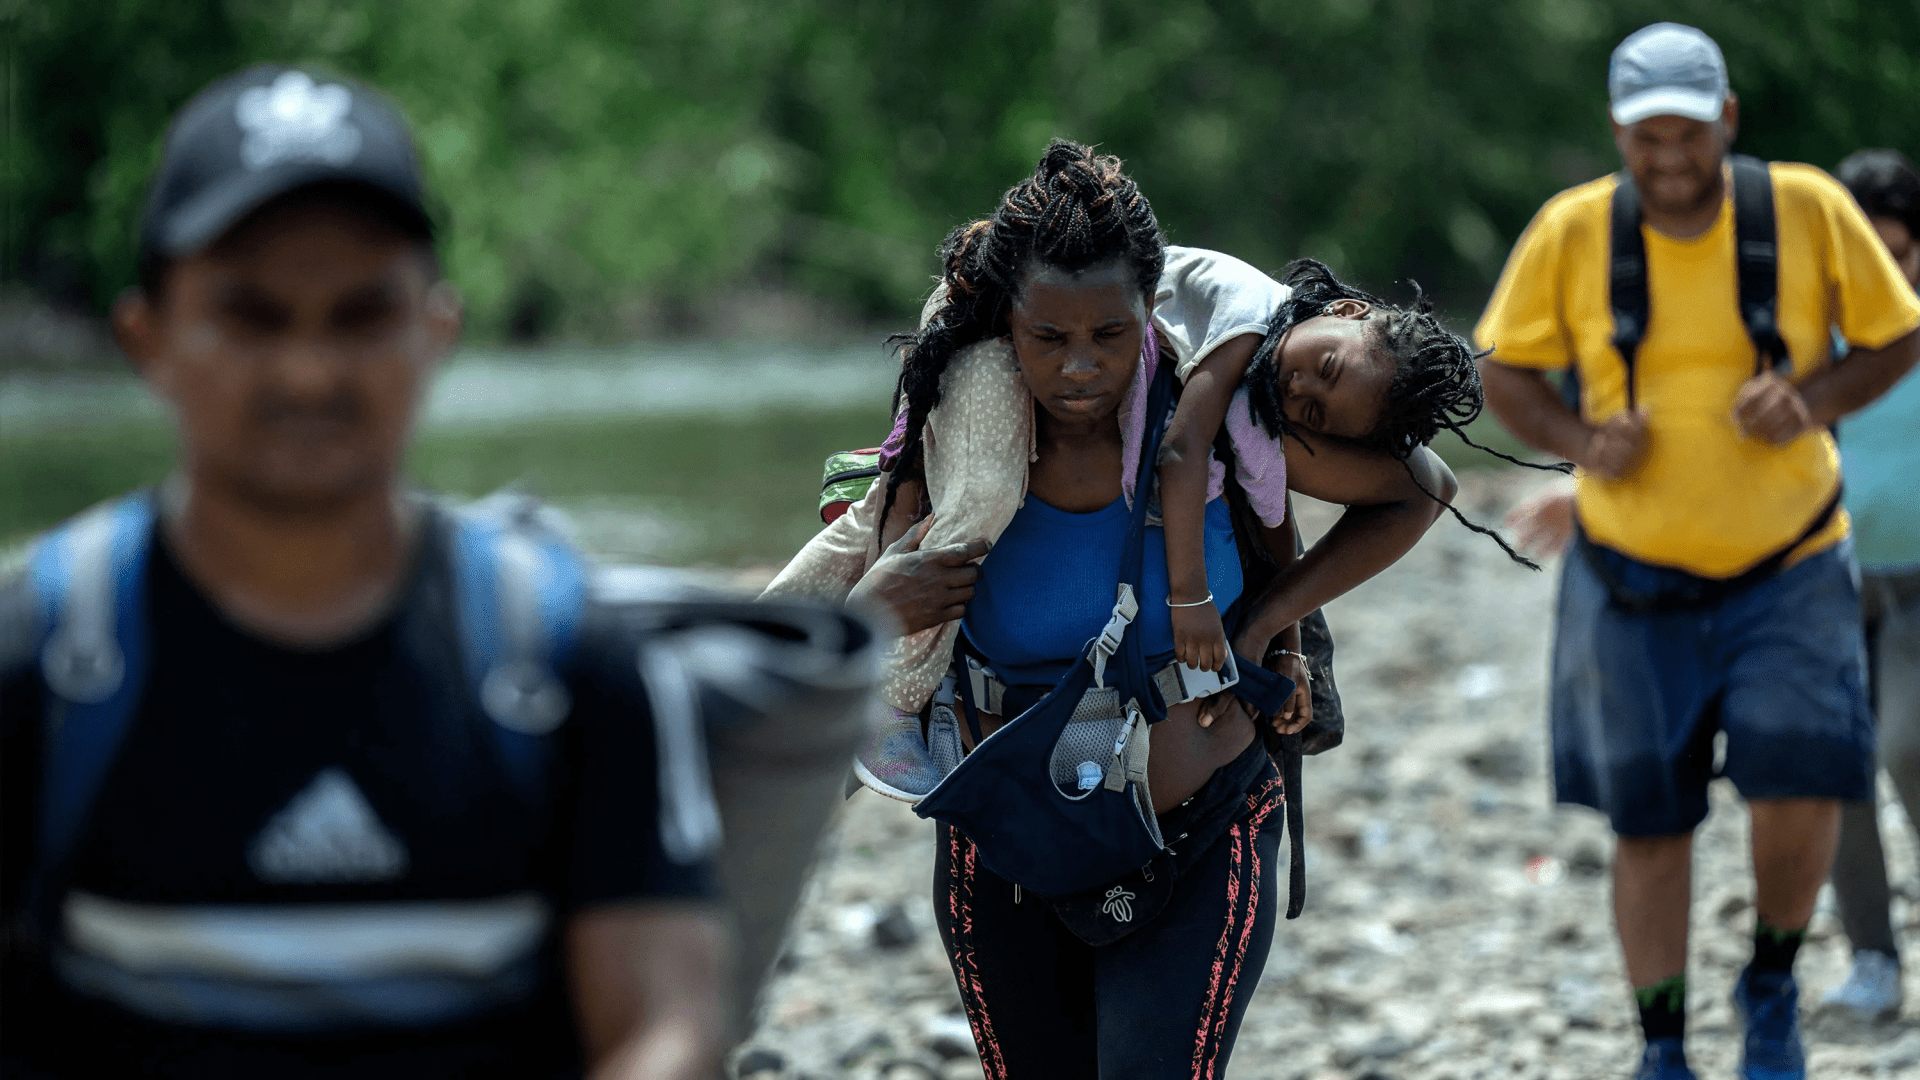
[[1752, 920, 1806, 977], [1635, 974, 1686, 1043]]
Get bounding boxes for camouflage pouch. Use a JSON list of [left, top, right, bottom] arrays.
[[818, 448, 883, 524]]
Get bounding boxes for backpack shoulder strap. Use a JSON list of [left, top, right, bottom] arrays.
[[449, 494, 591, 800], [1608, 171, 1650, 410], [1731, 154, 1789, 374], [22, 492, 592, 933], [1090, 354, 1176, 695], [26, 492, 157, 934]]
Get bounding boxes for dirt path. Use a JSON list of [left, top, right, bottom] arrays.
[[736, 469, 1920, 1080]]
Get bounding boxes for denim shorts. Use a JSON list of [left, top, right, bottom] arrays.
[[1550, 539, 1875, 837]]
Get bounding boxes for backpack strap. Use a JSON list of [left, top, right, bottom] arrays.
[[1731, 154, 1789, 376], [1607, 171, 1651, 410], [24, 492, 590, 943], [450, 495, 591, 801], [1088, 347, 1178, 701], [26, 492, 158, 938], [1602, 156, 1788, 415]]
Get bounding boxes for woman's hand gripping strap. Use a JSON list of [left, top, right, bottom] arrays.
[[1226, 657, 1295, 717]]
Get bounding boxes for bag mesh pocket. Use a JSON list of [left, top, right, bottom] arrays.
[[1049, 696, 1126, 798]]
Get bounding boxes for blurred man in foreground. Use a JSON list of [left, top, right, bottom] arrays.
[[1474, 24, 1920, 1080], [0, 66, 723, 1078]]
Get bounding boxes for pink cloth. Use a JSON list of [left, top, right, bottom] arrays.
[[1118, 324, 1161, 507], [1224, 387, 1288, 526], [878, 403, 912, 471], [1118, 324, 1286, 525]]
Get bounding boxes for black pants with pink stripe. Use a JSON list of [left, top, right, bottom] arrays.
[[933, 759, 1283, 1080]]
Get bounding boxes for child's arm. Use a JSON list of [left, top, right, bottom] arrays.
[[1199, 498, 1312, 734], [1235, 443, 1457, 662], [1159, 333, 1261, 672], [1208, 449, 1458, 737]]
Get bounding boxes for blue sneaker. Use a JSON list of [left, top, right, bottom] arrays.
[[1733, 965, 1805, 1080], [1635, 1037, 1696, 1079]]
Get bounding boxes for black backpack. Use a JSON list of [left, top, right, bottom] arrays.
[[1581, 153, 1791, 407], [1568, 153, 1841, 611]]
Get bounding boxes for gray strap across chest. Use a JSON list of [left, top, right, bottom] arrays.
[[961, 656, 1203, 719]]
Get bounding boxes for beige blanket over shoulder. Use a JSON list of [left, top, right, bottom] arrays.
[[759, 335, 1034, 713]]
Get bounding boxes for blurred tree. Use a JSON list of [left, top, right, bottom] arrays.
[[5, 0, 793, 337], [5, 0, 1917, 339]]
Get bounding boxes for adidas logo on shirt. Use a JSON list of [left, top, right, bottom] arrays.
[[248, 768, 409, 884]]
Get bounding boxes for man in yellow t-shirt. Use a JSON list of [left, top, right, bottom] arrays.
[[1475, 23, 1920, 1080]]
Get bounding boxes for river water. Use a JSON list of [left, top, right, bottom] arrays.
[[0, 342, 897, 431], [0, 344, 900, 567]]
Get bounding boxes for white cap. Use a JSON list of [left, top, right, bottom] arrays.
[[1608, 23, 1729, 126]]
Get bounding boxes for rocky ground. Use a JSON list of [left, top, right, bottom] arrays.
[[729, 469, 1920, 1080]]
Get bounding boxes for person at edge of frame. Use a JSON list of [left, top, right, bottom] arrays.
[[0, 66, 722, 1079], [1472, 23, 1920, 1080], [1513, 149, 1920, 1025], [1819, 148, 1920, 1022]]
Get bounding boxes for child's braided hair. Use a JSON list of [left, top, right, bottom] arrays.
[[878, 139, 1165, 532], [1244, 259, 1573, 569]]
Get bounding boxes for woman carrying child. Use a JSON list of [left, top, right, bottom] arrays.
[[764, 140, 1544, 1078]]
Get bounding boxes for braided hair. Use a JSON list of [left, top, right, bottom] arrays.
[[878, 139, 1165, 531], [1244, 259, 1574, 569]]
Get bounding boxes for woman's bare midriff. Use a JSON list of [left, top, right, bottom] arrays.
[[957, 699, 1258, 814]]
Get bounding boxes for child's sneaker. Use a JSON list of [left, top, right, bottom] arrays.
[[852, 697, 963, 802], [1733, 965, 1805, 1080], [1818, 949, 1902, 1021], [1634, 1037, 1696, 1079]]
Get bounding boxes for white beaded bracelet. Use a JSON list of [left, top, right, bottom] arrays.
[[1273, 649, 1313, 683]]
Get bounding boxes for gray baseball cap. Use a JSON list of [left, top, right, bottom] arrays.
[[1608, 23, 1729, 126]]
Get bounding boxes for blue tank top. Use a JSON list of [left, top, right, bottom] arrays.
[[963, 496, 1245, 685]]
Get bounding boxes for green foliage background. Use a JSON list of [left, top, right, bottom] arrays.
[[7, 0, 1919, 337]]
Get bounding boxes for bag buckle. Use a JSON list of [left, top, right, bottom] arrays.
[[1102, 698, 1145, 792], [1090, 584, 1139, 688], [964, 656, 1004, 715]]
